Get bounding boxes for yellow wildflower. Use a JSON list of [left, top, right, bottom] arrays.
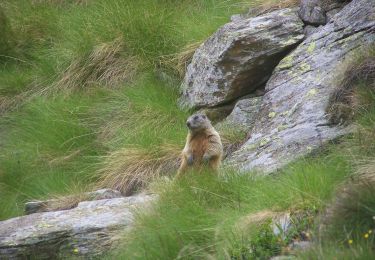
[[348, 239, 353, 245], [364, 233, 369, 239], [73, 248, 79, 254], [369, 230, 373, 234]]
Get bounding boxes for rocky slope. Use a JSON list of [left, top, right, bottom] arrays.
[[182, 0, 374, 173], [227, 0, 375, 172]]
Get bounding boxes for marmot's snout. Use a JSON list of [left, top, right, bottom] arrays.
[[186, 113, 209, 130]]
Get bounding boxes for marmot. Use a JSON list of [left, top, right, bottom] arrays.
[[177, 113, 223, 177]]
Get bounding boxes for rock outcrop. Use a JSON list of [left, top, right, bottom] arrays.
[[179, 8, 304, 109], [0, 194, 155, 259], [227, 0, 375, 173]]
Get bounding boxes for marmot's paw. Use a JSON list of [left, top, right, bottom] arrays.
[[202, 153, 211, 164], [187, 154, 194, 165]]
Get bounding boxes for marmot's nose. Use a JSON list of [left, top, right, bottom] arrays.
[[186, 121, 191, 127]]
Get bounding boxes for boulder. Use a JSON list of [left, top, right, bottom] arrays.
[[179, 8, 304, 109], [298, 0, 327, 26], [0, 194, 155, 259], [25, 189, 123, 214], [227, 0, 375, 173]]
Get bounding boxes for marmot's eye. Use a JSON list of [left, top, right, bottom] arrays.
[[194, 116, 198, 120], [201, 115, 206, 119]]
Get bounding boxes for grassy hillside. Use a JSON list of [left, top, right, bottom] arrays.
[[1, 0, 375, 259], [0, 0, 253, 219]]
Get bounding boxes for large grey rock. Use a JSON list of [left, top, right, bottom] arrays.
[[25, 188, 123, 215], [179, 8, 304, 109], [299, 0, 327, 26], [0, 194, 155, 259], [227, 0, 375, 173]]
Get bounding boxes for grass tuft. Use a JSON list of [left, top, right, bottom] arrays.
[[54, 38, 140, 94], [160, 41, 203, 78], [327, 45, 375, 125], [320, 159, 375, 242], [97, 145, 180, 195]]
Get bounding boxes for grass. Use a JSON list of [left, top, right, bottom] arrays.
[[0, 94, 102, 218], [108, 46, 375, 259], [0, 0, 253, 219], [109, 151, 351, 259], [108, 113, 375, 259]]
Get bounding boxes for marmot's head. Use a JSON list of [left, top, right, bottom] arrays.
[[186, 113, 212, 132]]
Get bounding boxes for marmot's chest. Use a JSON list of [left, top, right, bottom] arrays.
[[190, 133, 209, 160]]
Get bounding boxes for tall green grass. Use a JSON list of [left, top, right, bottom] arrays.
[[109, 151, 351, 259], [108, 47, 375, 259], [1, 0, 247, 90], [0, 94, 102, 218], [0, 0, 251, 219]]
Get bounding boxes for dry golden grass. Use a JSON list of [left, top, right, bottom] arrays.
[[44, 150, 82, 167], [160, 41, 202, 77], [33, 186, 113, 213], [250, 0, 300, 16], [0, 90, 34, 115], [96, 144, 181, 195], [236, 210, 278, 230], [350, 161, 375, 188], [55, 38, 140, 93]]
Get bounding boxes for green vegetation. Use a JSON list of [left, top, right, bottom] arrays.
[[110, 153, 350, 259], [1, 0, 374, 259], [0, 0, 252, 219], [108, 47, 375, 258]]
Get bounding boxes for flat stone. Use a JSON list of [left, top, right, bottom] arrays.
[[0, 194, 156, 259]]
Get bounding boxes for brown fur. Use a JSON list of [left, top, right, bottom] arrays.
[[177, 114, 223, 177]]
